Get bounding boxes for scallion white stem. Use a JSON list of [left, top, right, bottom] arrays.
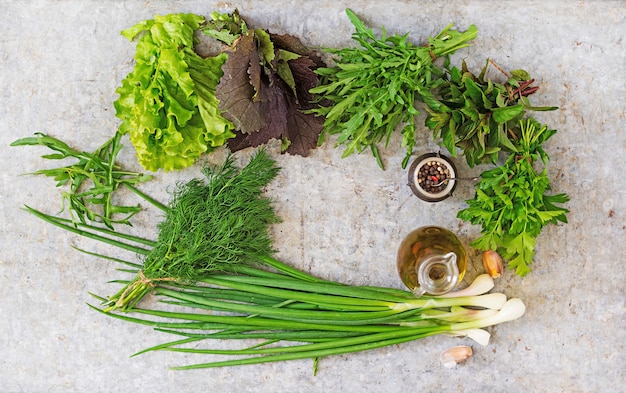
[[437, 274, 494, 298], [421, 306, 498, 322], [450, 298, 526, 332], [446, 329, 491, 346], [397, 292, 507, 312]]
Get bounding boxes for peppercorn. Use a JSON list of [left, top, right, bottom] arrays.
[[417, 161, 451, 194]]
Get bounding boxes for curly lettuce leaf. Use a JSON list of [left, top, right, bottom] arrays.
[[189, 53, 236, 147], [114, 13, 234, 172]]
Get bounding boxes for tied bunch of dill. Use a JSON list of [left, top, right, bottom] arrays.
[[105, 150, 281, 311]]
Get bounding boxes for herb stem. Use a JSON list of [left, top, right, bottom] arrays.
[[23, 205, 153, 254], [125, 183, 168, 212]]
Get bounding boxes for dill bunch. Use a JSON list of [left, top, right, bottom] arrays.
[[106, 149, 281, 310]]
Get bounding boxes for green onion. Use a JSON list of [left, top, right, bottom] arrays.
[[26, 152, 526, 372]]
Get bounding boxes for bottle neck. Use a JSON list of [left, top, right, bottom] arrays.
[[412, 252, 459, 297]]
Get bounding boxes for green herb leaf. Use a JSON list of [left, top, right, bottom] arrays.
[[491, 104, 524, 124], [458, 119, 569, 276], [310, 8, 477, 169], [425, 61, 555, 167], [202, 9, 248, 46], [104, 149, 282, 309], [11, 132, 152, 228]]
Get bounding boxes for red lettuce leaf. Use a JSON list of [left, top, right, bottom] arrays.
[[218, 30, 325, 156], [284, 99, 325, 156], [216, 33, 266, 134], [270, 33, 325, 68]]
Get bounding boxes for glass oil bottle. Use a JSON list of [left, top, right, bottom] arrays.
[[396, 226, 467, 297]]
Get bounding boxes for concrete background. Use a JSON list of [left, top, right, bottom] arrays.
[[1, 1, 624, 392]]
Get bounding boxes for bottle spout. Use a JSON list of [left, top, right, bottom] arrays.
[[411, 285, 427, 298], [414, 252, 460, 297]]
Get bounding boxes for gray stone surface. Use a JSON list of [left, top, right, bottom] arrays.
[[1, 1, 624, 392]]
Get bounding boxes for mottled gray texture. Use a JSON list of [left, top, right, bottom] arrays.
[[0, 1, 624, 392]]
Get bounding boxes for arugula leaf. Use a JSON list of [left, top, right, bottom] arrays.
[[457, 119, 569, 276], [309, 8, 478, 170]]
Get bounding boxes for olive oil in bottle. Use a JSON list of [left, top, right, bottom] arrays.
[[396, 226, 467, 296]]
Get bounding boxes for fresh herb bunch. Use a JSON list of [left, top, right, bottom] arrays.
[[11, 132, 152, 228], [457, 118, 569, 276], [203, 11, 326, 156], [104, 149, 281, 310], [115, 13, 235, 172], [310, 8, 478, 169], [24, 153, 526, 372], [425, 59, 558, 167]]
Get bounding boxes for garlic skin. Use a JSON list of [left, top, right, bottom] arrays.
[[439, 345, 473, 368], [482, 250, 503, 278]]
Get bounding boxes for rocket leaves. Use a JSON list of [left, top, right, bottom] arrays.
[[309, 8, 478, 170], [206, 13, 325, 157]]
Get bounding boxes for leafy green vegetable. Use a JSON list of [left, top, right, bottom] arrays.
[[104, 149, 282, 310], [11, 132, 152, 228], [457, 119, 569, 276], [309, 8, 478, 169], [202, 9, 248, 46], [204, 12, 326, 156], [425, 59, 558, 167], [115, 13, 235, 172], [88, 277, 524, 371]]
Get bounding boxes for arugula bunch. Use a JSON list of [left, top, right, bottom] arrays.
[[425, 59, 558, 167], [457, 118, 569, 276], [204, 11, 326, 156], [310, 9, 478, 169], [115, 13, 235, 172]]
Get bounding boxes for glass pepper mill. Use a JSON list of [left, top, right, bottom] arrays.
[[396, 226, 467, 297]]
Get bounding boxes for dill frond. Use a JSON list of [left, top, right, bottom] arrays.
[[142, 149, 281, 282]]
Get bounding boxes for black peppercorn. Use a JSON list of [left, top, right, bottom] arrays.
[[417, 161, 451, 194]]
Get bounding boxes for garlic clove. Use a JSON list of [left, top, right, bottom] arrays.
[[482, 250, 503, 278], [439, 345, 473, 368]]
